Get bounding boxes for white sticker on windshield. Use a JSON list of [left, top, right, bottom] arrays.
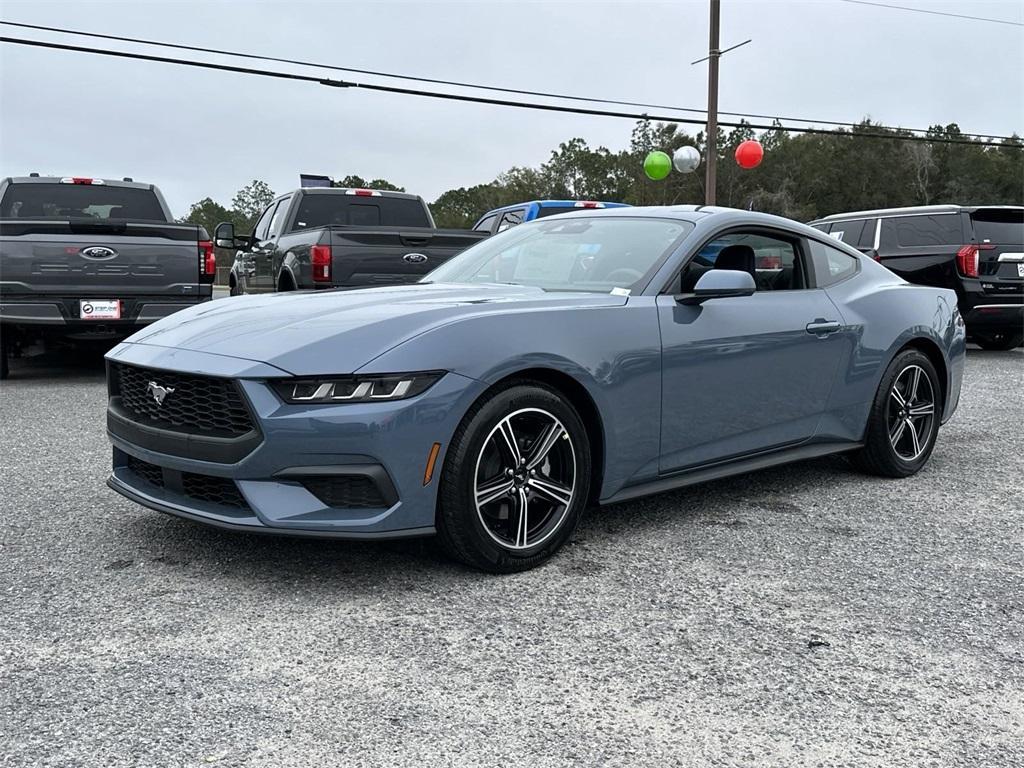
[[829, 231, 844, 241], [610, 287, 631, 296]]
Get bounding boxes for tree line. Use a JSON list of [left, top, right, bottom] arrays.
[[182, 119, 1022, 245]]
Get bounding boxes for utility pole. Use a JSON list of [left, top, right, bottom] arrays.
[[705, 0, 721, 205]]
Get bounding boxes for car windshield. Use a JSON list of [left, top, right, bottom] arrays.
[[424, 217, 692, 293]]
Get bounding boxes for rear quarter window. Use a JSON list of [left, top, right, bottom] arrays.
[[890, 214, 963, 247], [810, 239, 859, 287]]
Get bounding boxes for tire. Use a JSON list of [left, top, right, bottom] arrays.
[[848, 349, 941, 478], [0, 339, 8, 380], [974, 331, 1023, 351], [277, 272, 296, 292], [229, 277, 241, 297], [436, 382, 592, 573]]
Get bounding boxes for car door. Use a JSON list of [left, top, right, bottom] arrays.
[[245, 202, 278, 293], [656, 228, 849, 473], [266, 195, 292, 289]]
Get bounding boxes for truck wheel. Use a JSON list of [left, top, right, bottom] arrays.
[[974, 332, 1023, 351], [229, 276, 241, 296], [0, 335, 8, 380]]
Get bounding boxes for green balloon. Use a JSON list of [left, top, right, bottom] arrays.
[[644, 151, 672, 181]]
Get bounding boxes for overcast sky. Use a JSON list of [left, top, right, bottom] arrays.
[[1, 0, 1021, 217]]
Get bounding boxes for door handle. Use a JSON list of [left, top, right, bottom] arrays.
[[805, 319, 842, 336]]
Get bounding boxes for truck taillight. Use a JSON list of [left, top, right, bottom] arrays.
[[344, 189, 382, 197], [573, 201, 604, 208], [199, 240, 216, 280], [311, 245, 332, 282], [956, 244, 994, 278], [60, 177, 104, 185]]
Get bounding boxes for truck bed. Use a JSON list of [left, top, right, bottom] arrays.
[[325, 226, 489, 286]]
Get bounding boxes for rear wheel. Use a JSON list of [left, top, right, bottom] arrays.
[[849, 349, 941, 478], [437, 382, 591, 573], [974, 331, 1023, 351], [277, 272, 296, 292], [229, 276, 241, 296]]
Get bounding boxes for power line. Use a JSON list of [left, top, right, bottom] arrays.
[[0, 19, 1015, 142], [836, 0, 1024, 27], [1, 34, 1019, 150]]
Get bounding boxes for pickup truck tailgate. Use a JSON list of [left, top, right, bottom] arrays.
[[328, 227, 488, 286], [0, 220, 203, 296]]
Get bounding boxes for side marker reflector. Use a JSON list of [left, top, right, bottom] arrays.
[[423, 442, 442, 486]]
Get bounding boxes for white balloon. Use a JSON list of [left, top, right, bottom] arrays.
[[673, 146, 701, 174]]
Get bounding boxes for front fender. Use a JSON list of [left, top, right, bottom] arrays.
[[355, 299, 664, 498]]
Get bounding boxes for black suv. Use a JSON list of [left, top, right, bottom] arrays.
[[810, 205, 1023, 350]]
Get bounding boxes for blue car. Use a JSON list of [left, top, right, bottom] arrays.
[[472, 199, 631, 234], [106, 206, 965, 572]]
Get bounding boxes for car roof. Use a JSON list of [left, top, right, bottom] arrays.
[[487, 200, 630, 213], [297, 187, 422, 200], [3, 175, 153, 190], [539, 204, 839, 237], [810, 203, 1024, 224]]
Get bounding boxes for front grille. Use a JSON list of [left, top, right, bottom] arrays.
[[127, 455, 164, 488], [302, 476, 388, 509], [182, 472, 249, 509], [123, 456, 249, 510], [113, 363, 255, 437]]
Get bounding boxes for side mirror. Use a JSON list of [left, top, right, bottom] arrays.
[[214, 221, 244, 249], [676, 269, 756, 305]]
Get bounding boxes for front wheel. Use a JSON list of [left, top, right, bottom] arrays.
[[437, 383, 592, 573], [848, 349, 941, 478]]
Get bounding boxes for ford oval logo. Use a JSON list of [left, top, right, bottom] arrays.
[[402, 252, 428, 264], [81, 246, 117, 259]]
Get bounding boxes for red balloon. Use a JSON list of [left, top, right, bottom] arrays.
[[735, 140, 764, 169]]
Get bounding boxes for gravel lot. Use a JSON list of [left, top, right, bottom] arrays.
[[1, 348, 1021, 768]]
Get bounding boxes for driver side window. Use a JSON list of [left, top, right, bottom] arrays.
[[252, 203, 276, 242], [673, 231, 807, 293]]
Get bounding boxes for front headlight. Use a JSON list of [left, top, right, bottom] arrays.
[[269, 371, 445, 404]]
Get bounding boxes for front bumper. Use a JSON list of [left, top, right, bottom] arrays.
[[105, 342, 487, 539]]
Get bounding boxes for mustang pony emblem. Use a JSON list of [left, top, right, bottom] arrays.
[[146, 381, 175, 406]]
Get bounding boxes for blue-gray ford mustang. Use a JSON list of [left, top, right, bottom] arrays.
[[105, 206, 966, 572]]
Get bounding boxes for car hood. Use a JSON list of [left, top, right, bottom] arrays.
[[123, 283, 628, 375]]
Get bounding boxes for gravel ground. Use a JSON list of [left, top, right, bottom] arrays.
[[1, 348, 1021, 768]]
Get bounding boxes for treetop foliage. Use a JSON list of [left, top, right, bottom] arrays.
[[430, 119, 1022, 227], [181, 120, 1022, 244]]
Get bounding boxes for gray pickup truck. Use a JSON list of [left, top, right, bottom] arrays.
[[216, 187, 488, 294], [0, 176, 214, 378]]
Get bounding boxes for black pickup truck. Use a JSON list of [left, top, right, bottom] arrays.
[[217, 188, 488, 293], [0, 176, 214, 378]]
